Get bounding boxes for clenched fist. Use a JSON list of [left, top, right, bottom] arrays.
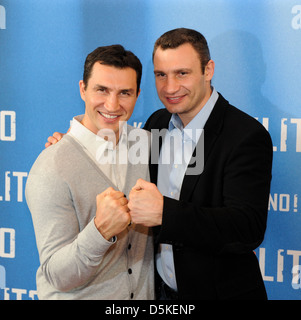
[[94, 187, 131, 240], [128, 179, 163, 227]]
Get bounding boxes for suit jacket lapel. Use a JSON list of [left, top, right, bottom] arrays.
[[149, 112, 172, 185], [180, 94, 228, 200], [148, 94, 228, 199]]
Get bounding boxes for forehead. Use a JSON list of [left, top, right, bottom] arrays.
[[153, 43, 201, 70], [89, 63, 137, 89]]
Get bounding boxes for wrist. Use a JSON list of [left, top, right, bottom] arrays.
[[94, 217, 114, 241]]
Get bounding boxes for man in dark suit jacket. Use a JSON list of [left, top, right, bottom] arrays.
[[128, 28, 273, 300]]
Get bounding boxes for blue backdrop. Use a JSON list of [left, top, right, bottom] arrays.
[[0, 0, 300, 300]]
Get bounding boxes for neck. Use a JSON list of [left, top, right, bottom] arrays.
[[80, 115, 120, 147], [179, 86, 213, 127]]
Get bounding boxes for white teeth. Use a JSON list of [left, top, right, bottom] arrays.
[[99, 112, 118, 119], [168, 96, 182, 101]]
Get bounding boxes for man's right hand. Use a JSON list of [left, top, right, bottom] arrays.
[[94, 187, 131, 241], [45, 132, 65, 148]]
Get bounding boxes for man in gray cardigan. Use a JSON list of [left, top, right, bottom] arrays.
[[25, 45, 154, 300]]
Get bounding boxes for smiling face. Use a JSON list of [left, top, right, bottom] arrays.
[[153, 43, 214, 127], [79, 62, 140, 143]]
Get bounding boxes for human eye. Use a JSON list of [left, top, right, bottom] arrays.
[[178, 70, 189, 77], [120, 90, 133, 97], [95, 86, 107, 94], [154, 72, 166, 79]]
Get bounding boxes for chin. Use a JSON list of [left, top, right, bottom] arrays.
[[165, 105, 185, 115]]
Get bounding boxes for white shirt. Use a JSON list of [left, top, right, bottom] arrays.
[[156, 88, 219, 291], [68, 115, 128, 191]]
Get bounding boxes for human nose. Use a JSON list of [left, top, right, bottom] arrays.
[[164, 76, 180, 94], [104, 94, 119, 112]]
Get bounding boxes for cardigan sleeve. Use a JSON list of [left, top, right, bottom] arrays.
[[25, 153, 115, 292]]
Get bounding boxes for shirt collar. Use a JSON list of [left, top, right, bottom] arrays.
[[68, 115, 127, 160]]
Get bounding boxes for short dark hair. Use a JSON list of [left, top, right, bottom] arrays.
[[83, 45, 142, 95], [153, 28, 211, 74]]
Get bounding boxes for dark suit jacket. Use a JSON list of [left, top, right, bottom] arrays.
[[144, 93, 273, 299]]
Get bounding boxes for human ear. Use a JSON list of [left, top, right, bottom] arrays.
[[79, 80, 86, 101], [205, 60, 215, 81]]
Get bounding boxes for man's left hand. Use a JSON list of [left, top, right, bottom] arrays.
[[128, 179, 163, 227]]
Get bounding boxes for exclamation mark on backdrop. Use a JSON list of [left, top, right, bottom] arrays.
[[294, 194, 298, 212]]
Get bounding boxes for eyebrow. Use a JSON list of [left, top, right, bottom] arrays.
[[93, 84, 135, 94], [154, 68, 192, 74], [120, 88, 135, 94]]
